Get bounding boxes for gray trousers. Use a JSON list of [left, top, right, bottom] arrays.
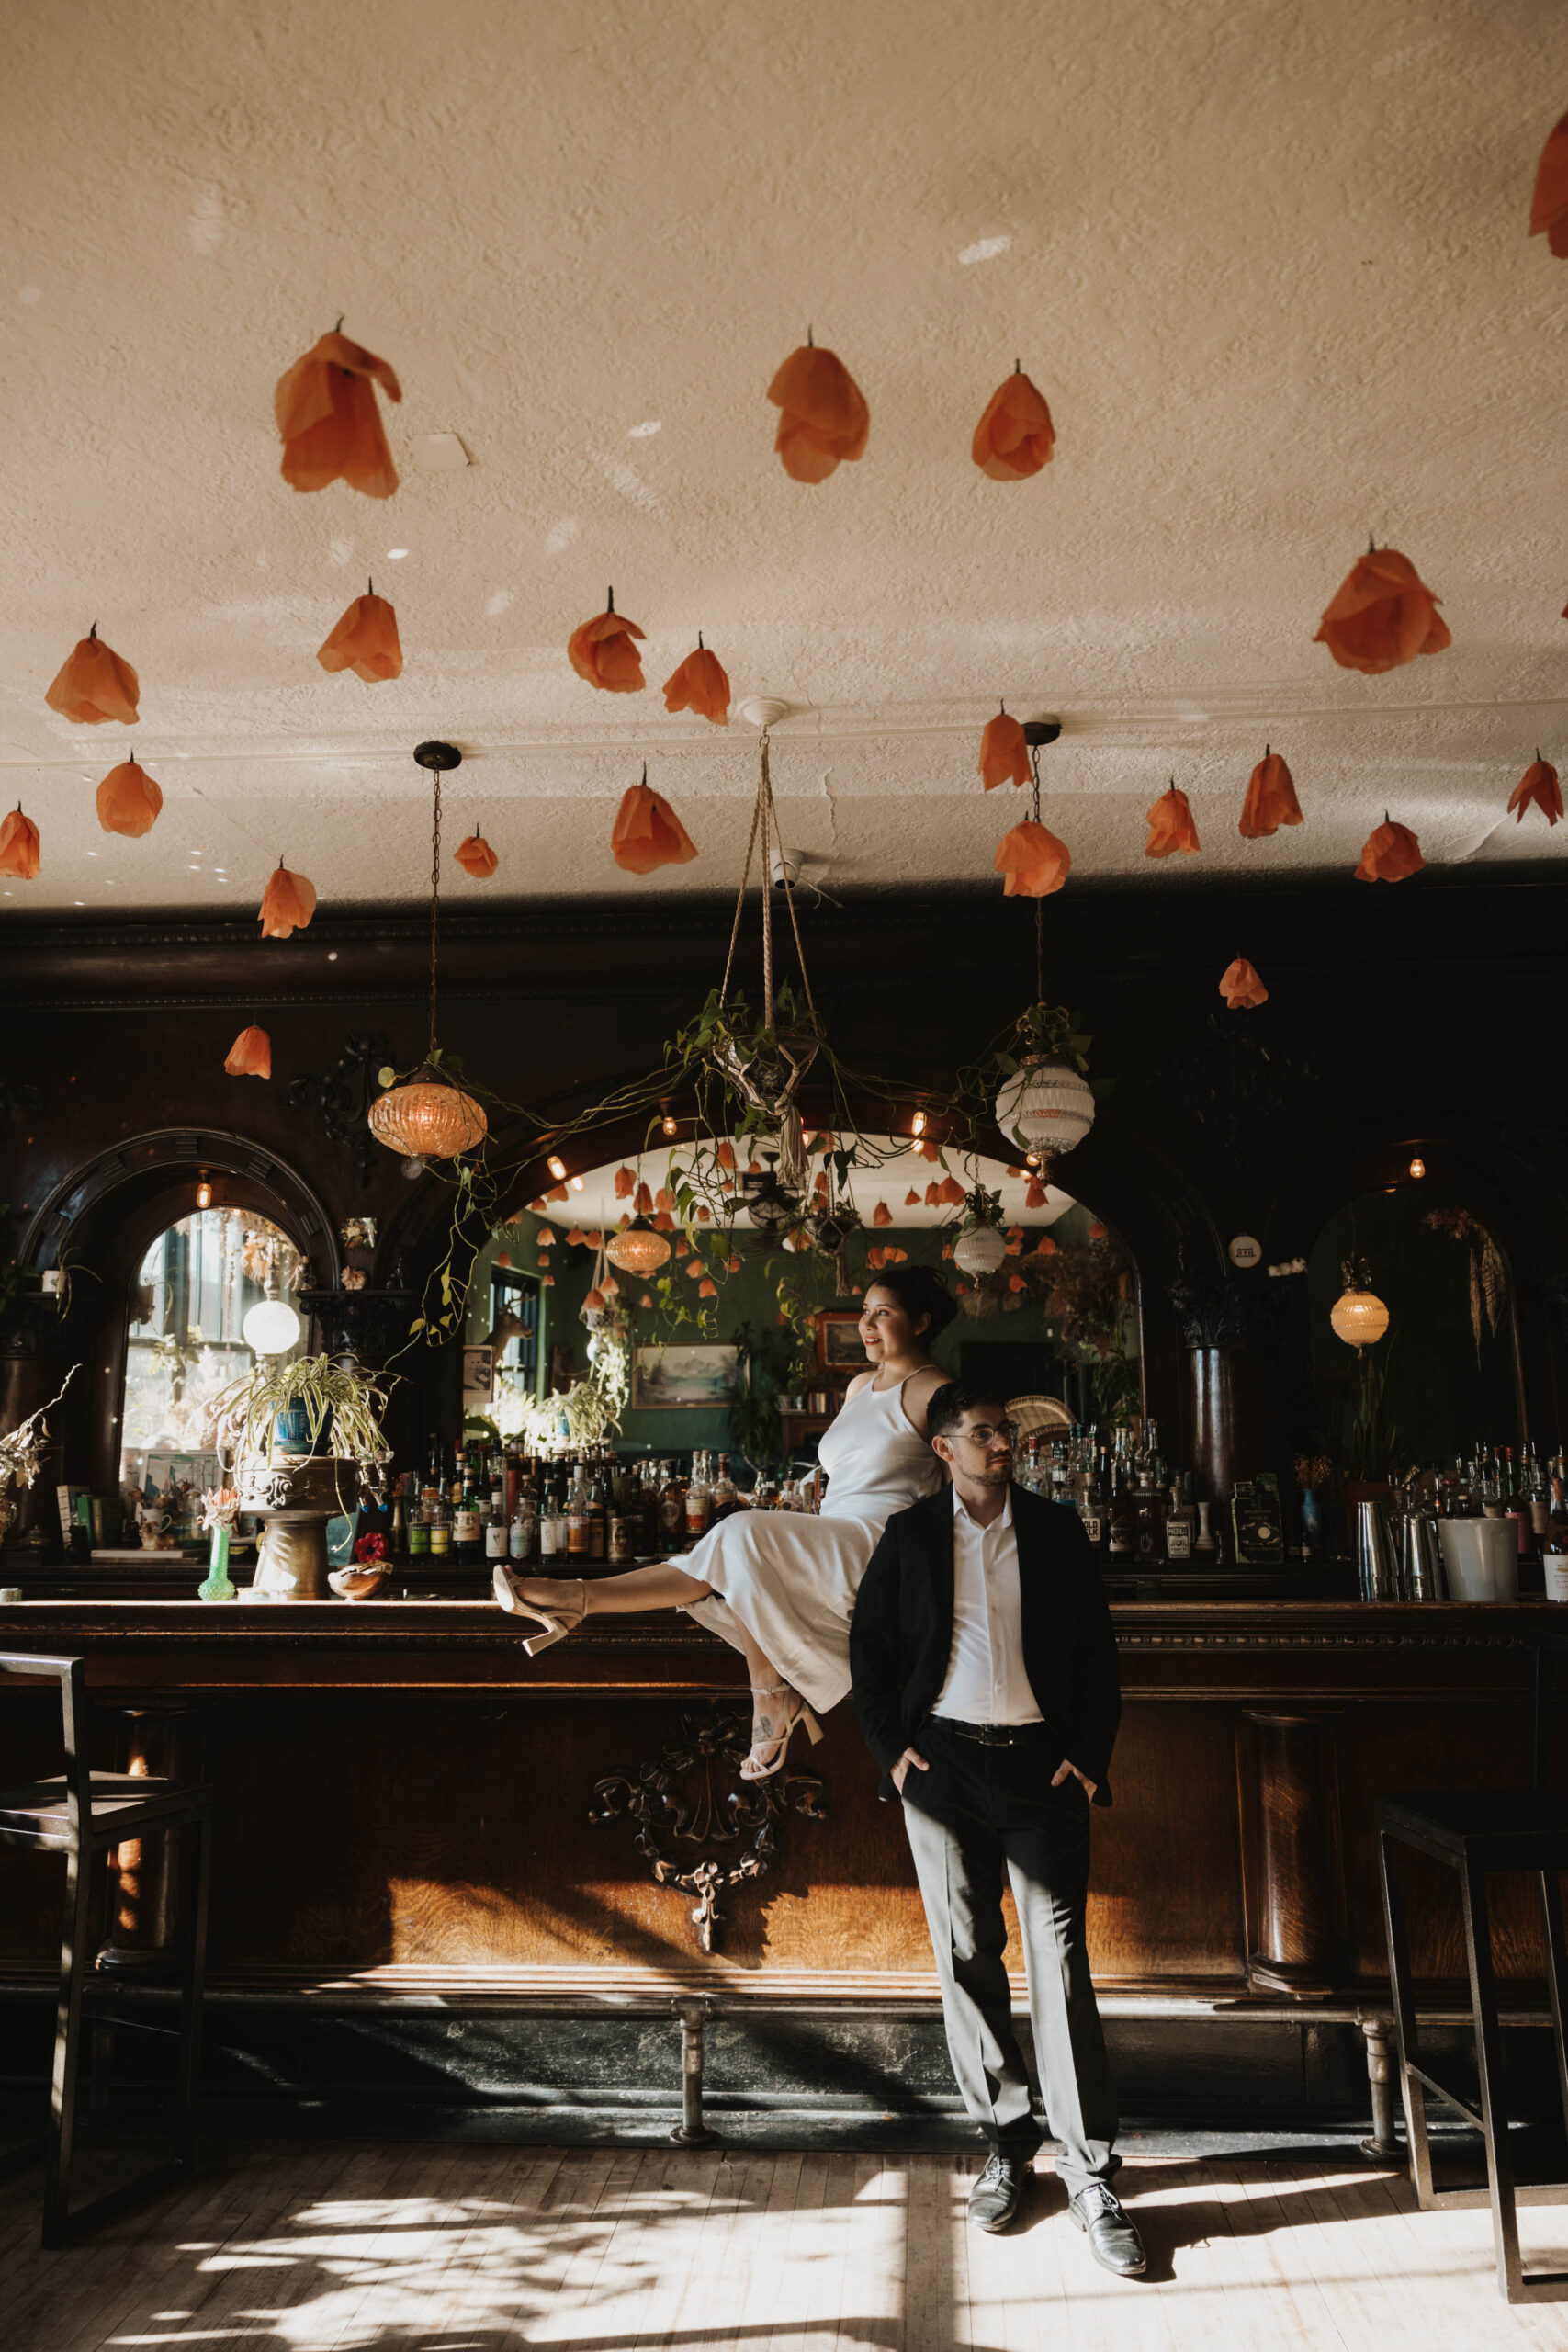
[[901, 1728, 1118, 2194]]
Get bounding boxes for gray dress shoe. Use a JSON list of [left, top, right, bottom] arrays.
[[1069, 2180, 1146, 2276], [968, 2152, 1031, 2233]]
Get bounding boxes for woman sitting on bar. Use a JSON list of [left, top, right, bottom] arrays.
[[492, 1266, 953, 1780]]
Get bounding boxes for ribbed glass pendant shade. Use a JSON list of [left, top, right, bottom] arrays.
[[994, 1054, 1096, 1157], [368, 1066, 488, 1159]]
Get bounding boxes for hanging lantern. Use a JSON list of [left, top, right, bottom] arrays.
[[605, 1216, 672, 1276], [995, 1055, 1096, 1158], [1330, 1264, 1390, 1353], [953, 1225, 1007, 1279], [369, 1065, 488, 1159]]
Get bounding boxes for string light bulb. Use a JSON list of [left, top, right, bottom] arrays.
[[195, 1172, 212, 1210], [547, 1154, 567, 1180], [910, 1109, 927, 1137], [661, 1112, 679, 1138], [1408, 1156, 1426, 1180]]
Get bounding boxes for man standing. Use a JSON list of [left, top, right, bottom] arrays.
[[849, 1379, 1145, 2276]]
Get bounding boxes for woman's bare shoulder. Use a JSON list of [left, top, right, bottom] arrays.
[[843, 1369, 874, 1397], [900, 1362, 952, 1436]]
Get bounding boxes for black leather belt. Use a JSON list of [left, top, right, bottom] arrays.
[[930, 1717, 1045, 1747]]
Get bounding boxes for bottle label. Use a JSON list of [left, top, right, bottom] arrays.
[[1165, 1521, 1192, 1560], [1531, 1498, 1551, 1537], [566, 1513, 591, 1557], [1079, 1510, 1102, 1547], [1108, 1531, 1134, 1555], [429, 1525, 451, 1556], [540, 1522, 558, 1561], [484, 1522, 509, 1559], [454, 1509, 480, 1545], [686, 1502, 712, 1541], [589, 1517, 606, 1561], [408, 1524, 430, 1556]]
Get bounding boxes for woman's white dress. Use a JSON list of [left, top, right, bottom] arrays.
[[683, 1374, 943, 1713]]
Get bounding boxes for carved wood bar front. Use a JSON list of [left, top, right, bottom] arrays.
[[0, 1600, 1556, 2010]]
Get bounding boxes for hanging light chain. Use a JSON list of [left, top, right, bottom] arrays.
[[428, 768, 442, 1062]]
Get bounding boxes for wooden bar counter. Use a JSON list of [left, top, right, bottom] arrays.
[[0, 1595, 1554, 2016]]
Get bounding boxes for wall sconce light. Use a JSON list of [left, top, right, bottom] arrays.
[[1408, 1156, 1426, 1180], [196, 1172, 212, 1210], [547, 1154, 567, 1181], [910, 1110, 927, 1138]]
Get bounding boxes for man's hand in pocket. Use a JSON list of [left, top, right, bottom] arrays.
[[892, 1747, 930, 1795]]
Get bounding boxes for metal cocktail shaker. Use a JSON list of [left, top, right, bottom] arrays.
[[1354, 1498, 1398, 1601], [1398, 1510, 1445, 1601]]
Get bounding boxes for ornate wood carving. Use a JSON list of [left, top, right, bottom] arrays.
[[287, 1033, 396, 1190], [591, 1701, 826, 1954]]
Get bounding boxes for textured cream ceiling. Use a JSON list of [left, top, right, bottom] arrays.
[[3, 0, 1567, 917]]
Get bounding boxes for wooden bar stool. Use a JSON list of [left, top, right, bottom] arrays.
[[0, 1652, 212, 2246], [1376, 1627, 1568, 2304]]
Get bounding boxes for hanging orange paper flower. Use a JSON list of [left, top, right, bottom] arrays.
[[0, 806, 39, 879], [258, 859, 317, 938], [695, 1204, 711, 1222], [1088, 1220, 1107, 1240], [662, 638, 730, 725], [925, 1182, 941, 1207], [939, 1176, 967, 1206], [1354, 816, 1426, 883], [978, 709, 1029, 791], [1239, 747, 1303, 838], [1035, 1237, 1058, 1257], [971, 368, 1055, 481], [45, 626, 140, 725], [96, 754, 163, 839], [995, 819, 1070, 897], [685, 1258, 704, 1281], [1507, 754, 1562, 826], [716, 1142, 736, 1171], [317, 587, 402, 684], [1529, 110, 1568, 255], [872, 1201, 892, 1227], [454, 831, 499, 877], [904, 1190, 921, 1207], [634, 1181, 653, 1215], [675, 1235, 690, 1258], [767, 341, 869, 482], [1025, 1179, 1047, 1208], [275, 330, 402, 499], [1219, 957, 1269, 1009], [655, 1186, 674, 1211], [698, 1277, 717, 1297], [547, 1182, 570, 1203], [536, 1226, 557, 1246], [584, 1287, 607, 1312], [224, 1025, 272, 1079], [569, 594, 645, 692], [614, 1167, 636, 1199], [1145, 782, 1201, 858], [1314, 546, 1450, 674], [611, 769, 697, 875]]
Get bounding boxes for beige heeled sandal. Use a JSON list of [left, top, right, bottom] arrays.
[[491, 1566, 587, 1657], [739, 1679, 823, 1781]]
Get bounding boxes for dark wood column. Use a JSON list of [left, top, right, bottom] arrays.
[[1168, 1272, 1287, 1508], [1237, 1707, 1344, 1997]]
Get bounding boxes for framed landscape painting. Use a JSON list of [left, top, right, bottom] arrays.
[[631, 1342, 746, 1411], [817, 1312, 868, 1372]]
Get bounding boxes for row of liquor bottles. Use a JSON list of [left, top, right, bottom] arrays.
[[1013, 1422, 1205, 1564], [393, 1438, 818, 1566], [1432, 1442, 1568, 1555]]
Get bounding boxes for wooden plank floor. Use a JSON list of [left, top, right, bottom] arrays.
[[4, 2139, 1566, 2350]]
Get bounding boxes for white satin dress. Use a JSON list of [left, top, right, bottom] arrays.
[[683, 1373, 944, 1714]]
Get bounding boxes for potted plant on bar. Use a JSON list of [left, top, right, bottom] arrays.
[[209, 1353, 393, 1600]]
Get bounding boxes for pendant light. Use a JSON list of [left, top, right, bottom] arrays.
[[992, 721, 1097, 1163], [606, 1215, 672, 1276], [243, 1274, 301, 1358], [1329, 1258, 1389, 1352], [369, 742, 490, 1161]]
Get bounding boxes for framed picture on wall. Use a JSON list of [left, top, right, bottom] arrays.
[[817, 1312, 868, 1373], [631, 1342, 746, 1411]]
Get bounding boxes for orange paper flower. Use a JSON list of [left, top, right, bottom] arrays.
[[872, 1201, 892, 1227], [939, 1176, 967, 1206], [1507, 755, 1562, 826], [536, 1226, 556, 1245], [995, 819, 1070, 897], [1145, 782, 1201, 858], [224, 1024, 272, 1078], [96, 754, 163, 839], [1529, 110, 1568, 256], [634, 1181, 653, 1215], [611, 770, 697, 875], [614, 1167, 636, 1199], [698, 1277, 717, 1297], [275, 330, 402, 499], [1240, 747, 1303, 838], [1354, 816, 1426, 883], [972, 368, 1055, 481], [978, 709, 1030, 791], [1314, 546, 1450, 674], [1219, 957, 1269, 1010], [0, 806, 39, 879], [1025, 1179, 1047, 1208], [317, 588, 402, 683], [258, 860, 317, 938], [767, 342, 869, 482], [45, 627, 139, 725], [569, 594, 646, 692], [584, 1287, 607, 1312], [716, 1142, 736, 1171], [454, 831, 499, 877], [662, 639, 730, 725], [904, 1189, 921, 1207]]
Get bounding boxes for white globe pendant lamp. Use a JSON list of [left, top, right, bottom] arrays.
[[953, 1225, 1007, 1279], [995, 1054, 1095, 1159]]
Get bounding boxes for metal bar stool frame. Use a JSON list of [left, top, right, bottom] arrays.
[[0, 1651, 212, 2246], [1377, 1626, 1568, 2304]]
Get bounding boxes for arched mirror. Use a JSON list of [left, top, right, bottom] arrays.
[[118, 1207, 304, 1541]]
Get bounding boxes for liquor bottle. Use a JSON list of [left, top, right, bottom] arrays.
[[712, 1453, 739, 1523], [1134, 1471, 1166, 1566], [539, 1479, 559, 1565], [1077, 1453, 1106, 1553], [1165, 1474, 1195, 1563], [1548, 1476, 1568, 1557], [564, 1464, 591, 1563], [1107, 1466, 1136, 1559], [453, 1466, 482, 1565], [659, 1460, 687, 1552], [588, 1467, 609, 1564], [428, 1476, 452, 1562], [686, 1453, 714, 1546], [508, 1481, 536, 1562]]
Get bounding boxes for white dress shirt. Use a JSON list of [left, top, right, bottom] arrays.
[[931, 1487, 1043, 1725]]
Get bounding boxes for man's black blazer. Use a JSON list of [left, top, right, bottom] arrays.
[[849, 1481, 1122, 1806]]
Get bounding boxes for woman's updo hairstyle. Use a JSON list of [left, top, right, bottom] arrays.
[[862, 1261, 957, 1344]]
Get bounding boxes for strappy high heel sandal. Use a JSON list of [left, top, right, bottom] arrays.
[[491, 1567, 587, 1657], [739, 1679, 823, 1782]]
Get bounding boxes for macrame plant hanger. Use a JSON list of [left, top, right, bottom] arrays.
[[716, 727, 818, 1191]]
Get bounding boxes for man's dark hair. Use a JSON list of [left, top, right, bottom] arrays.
[[926, 1378, 1012, 1442]]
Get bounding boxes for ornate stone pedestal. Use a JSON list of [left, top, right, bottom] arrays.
[[238, 1453, 362, 1600]]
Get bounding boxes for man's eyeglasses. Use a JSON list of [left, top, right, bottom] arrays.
[[949, 1419, 1015, 1446]]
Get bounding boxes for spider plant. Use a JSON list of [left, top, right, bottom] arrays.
[[210, 1351, 392, 1471]]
